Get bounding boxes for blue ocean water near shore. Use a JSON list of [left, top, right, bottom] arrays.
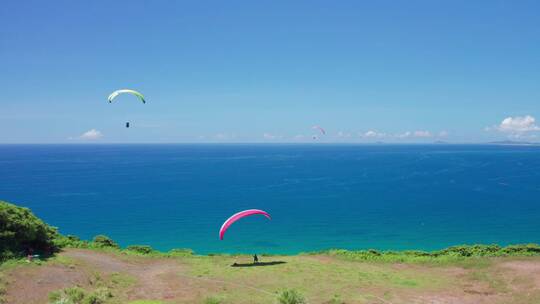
[[1, 144, 540, 254]]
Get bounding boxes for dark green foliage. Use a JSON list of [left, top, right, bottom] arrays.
[[438, 244, 503, 257], [502, 243, 540, 255], [277, 289, 306, 304], [320, 243, 540, 263], [126, 245, 154, 255], [54, 235, 89, 249], [0, 201, 59, 260], [92, 235, 119, 249]]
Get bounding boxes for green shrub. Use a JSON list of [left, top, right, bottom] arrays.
[[83, 287, 112, 304], [168, 248, 194, 257], [277, 289, 306, 304], [126, 245, 154, 255], [502, 243, 540, 255], [322, 243, 540, 263], [92, 235, 119, 249], [203, 296, 222, 304], [0, 201, 59, 260], [48, 290, 61, 302], [54, 235, 89, 249], [327, 294, 344, 304], [84, 293, 104, 304], [65, 286, 86, 303], [48, 286, 112, 304]]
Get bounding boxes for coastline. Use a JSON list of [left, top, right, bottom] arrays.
[[4, 200, 540, 303], [55, 233, 540, 262]]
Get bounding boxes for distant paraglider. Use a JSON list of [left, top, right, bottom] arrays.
[[312, 125, 326, 135], [312, 125, 326, 140], [108, 89, 146, 128], [108, 89, 146, 104], [219, 209, 271, 240]]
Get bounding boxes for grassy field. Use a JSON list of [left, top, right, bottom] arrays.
[[3, 201, 539, 303], [2, 247, 540, 304]]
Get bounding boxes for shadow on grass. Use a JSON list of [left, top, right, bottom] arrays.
[[231, 261, 287, 267]]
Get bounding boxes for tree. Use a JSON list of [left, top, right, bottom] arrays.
[[0, 200, 59, 260]]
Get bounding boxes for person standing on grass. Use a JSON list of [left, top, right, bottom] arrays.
[[253, 254, 259, 264]]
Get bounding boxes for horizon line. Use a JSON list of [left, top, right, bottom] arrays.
[[0, 141, 538, 146]]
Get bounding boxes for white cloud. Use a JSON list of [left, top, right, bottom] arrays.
[[438, 130, 449, 137], [496, 115, 540, 133], [79, 129, 103, 140], [395, 130, 433, 138], [263, 133, 282, 140], [396, 131, 412, 138], [361, 130, 386, 138], [413, 130, 432, 138]]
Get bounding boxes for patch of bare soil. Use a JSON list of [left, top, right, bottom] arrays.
[[499, 260, 540, 288], [406, 259, 540, 304], [5, 249, 220, 304], [64, 249, 222, 302], [4, 263, 87, 304]]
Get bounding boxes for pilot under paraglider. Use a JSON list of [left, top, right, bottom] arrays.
[[107, 89, 145, 128]]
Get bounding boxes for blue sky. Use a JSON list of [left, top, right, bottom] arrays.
[[1, 0, 539, 143]]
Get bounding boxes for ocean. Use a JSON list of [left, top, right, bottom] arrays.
[[1, 144, 539, 254]]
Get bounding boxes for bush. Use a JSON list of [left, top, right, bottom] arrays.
[[502, 243, 540, 255], [92, 235, 119, 249], [65, 287, 86, 303], [54, 235, 89, 249], [322, 243, 540, 263], [168, 248, 194, 257], [277, 289, 306, 304], [126, 245, 154, 255], [84, 287, 112, 304], [48, 286, 112, 304], [326, 294, 344, 304], [48, 290, 61, 302], [0, 200, 59, 260], [203, 296, 222, 304]]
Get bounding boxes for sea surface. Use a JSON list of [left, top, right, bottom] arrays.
[[1, 144, 540, 254]]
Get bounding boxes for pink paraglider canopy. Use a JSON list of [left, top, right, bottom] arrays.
[[219, 209, 271, 240]]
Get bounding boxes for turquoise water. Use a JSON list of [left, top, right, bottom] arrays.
[[1, 144, 540, 254]]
